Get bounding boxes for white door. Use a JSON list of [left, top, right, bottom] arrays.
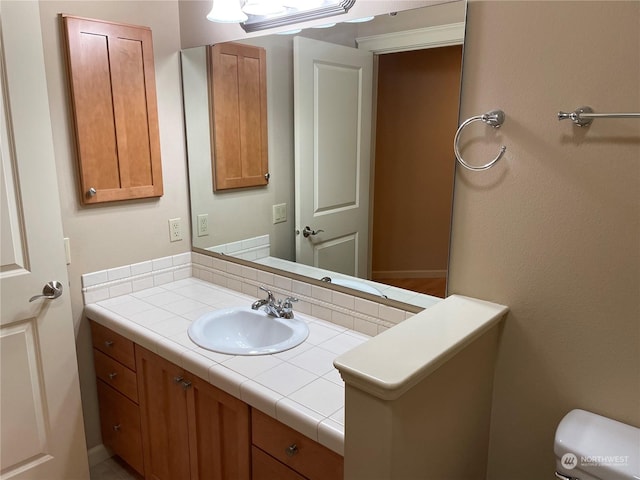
[[294, 36, 373, 278], [0, 2, 89, 479]]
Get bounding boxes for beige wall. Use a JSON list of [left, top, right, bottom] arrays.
[[38, 1, 190, 450], [449, 1, 640, 479]]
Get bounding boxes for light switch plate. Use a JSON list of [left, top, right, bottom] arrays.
[[272, 203, 287, 224]]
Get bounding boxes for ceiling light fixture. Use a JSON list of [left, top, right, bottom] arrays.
[[207, 0, 248, 23], [206, 0, 355, 32], [242, 0, 286, 16]]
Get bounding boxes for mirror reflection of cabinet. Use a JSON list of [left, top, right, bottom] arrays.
[[208, 43, 269, 191], [62, 15, 163, 204]]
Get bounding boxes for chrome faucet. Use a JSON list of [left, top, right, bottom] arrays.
[[251, 286, 298, 319]]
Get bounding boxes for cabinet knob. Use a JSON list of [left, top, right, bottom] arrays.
[[87, 187, 97, 197], [108, 372, 118, 380], [285, 444, 298, 457], [112, 424, 121, 432], [104, 340, 114, 348]]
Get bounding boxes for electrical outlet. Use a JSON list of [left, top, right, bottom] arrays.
[[272, 203, 287, 224], [197, 214, 209, 237], [168, 218, 182, 242]]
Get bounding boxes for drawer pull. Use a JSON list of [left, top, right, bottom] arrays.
[[174, 376, 192, 390], [285, 444, 298, 457], [104, 340, 114, 348], [108, 372, 118, 380], [112, 424, 121, 432]]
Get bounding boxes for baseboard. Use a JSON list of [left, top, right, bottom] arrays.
[[372, 269, 447, 279], [87, 444, 112, 467]]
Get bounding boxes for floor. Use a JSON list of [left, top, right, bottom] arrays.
[[89, 457, 141, 480], [374, 277, 447, 298]]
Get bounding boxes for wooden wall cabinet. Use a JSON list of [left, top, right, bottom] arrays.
[[62, 15, 163, 204], [135, 345, 251, 480], [208, 43, 269, 191]]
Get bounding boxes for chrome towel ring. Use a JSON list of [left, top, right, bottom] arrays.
[[454, 109, 507, 171]]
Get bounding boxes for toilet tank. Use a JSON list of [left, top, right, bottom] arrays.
[[554, 409, 640, 480]]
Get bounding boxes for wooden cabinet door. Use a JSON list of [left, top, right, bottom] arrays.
[[186, 374, 251, 480], [135, 346, 190, 480], [62, 15, 163, 204], [208, 42, 268, 190]]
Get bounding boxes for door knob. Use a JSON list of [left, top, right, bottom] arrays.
[[29, 281, 63, 302], [301, 226, 324, 238]]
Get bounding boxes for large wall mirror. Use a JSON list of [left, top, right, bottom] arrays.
[[182, 0, 466, 309]]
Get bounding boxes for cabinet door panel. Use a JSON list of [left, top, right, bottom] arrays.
[[65, 27, 120, 190], [186, 375, 251, 480], [62, 15, 163, 204], [209, 43, 268, 190], [135, 346, 190, 480], [110, 36, 153, 188]]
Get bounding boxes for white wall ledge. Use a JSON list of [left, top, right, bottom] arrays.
[[334, 295, 508, 400]]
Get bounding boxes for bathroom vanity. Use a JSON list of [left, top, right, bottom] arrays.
[[84, 252, 508, 479], [86, 277, 356, 479]]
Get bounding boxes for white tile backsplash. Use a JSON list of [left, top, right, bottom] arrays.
[[82, 251, 435, 336]]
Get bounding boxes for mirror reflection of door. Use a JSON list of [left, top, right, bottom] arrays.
[[371, 46, 462, 298], [294, 36, 374, 278], [295, 41, 462, 297]]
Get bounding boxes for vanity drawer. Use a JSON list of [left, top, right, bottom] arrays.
[[252, 446, 306, 480], [97, 380, 144, 475], [91, 321, 136, 370], [251, 409, 343, 480], [94, 349, 138, 403]]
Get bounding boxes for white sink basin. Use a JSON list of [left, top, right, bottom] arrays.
[[187, 307, 309, 356], [325, 277, 386, 297]]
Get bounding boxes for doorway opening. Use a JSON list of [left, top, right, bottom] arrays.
[[370, 45, 463, 298]]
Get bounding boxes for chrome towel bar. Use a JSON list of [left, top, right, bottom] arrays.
[[557, 106, 640, 127], [454, 109, 507, 172]]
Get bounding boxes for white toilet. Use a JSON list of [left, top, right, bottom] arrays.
[[554, 409, 640, 480]]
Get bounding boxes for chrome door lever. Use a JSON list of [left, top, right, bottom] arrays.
[[29, 281, 63, 302], [302, 226, 325, 238]]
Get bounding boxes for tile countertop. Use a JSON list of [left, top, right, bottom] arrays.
[[84, 277, 371, 456]]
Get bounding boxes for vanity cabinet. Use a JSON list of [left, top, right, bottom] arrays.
[[91, 322, 144, 475], [62, 15, 163, 204], [135, 345, 250, 480], [91, 323, 342, 480], [251, 409, 343, 480], [208, 42, 269, 191]]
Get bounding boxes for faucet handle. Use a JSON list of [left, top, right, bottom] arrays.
[[282, 297, 298, 308], [281, 297, 298, 319], [259, 286, 275, 301]]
